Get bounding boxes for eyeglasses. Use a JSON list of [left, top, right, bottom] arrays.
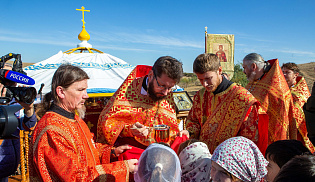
[[153, 72, 173, 91]]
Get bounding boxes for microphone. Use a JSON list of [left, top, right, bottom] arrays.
[[0, 69, 35, 85]]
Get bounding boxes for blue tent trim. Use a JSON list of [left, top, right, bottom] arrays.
[[87, 88, 116, 93], [24, 62, 134, 71]]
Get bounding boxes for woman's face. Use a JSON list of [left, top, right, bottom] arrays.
[[211, 161, 234, 182], [265, 156, 281, 182]]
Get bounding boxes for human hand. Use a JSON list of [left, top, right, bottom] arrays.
[[114, 144, 132, 157], [0, 83, 7, 98], [130, 122, 149, 137], [127, 159, 138, 173], [178, 130, 190, 138]]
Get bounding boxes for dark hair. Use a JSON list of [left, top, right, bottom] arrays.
[[152, 56, 183, 83], [274, 154, 315, 182], [177, 139, 199, 155], [36, 64, 89, 118], [193, 53, 220, 74], [281, 62, 300, 74], [157, 142, 171, 148], [265, 140, 311, 168]]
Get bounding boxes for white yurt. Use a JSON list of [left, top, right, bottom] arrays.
[[24, 50, 134, 97]]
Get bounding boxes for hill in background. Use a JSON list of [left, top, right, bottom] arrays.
[[298, 62, 315, 91]]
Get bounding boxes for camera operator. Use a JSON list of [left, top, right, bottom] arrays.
[[0, 63, 37, 182]]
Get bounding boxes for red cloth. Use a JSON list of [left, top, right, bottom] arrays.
[[135, 65, 152, 78], [118, 146, 145, 161], [171, 135, 189, 154], [257, 113, 269, 155], [117, 136, 189, 161]]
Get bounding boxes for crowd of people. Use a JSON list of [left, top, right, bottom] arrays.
[[1, 52, 315, 182]]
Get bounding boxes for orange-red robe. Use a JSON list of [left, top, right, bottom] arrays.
[[246, 59, 297, 145], [97, 65, 179, 147], [291, 76, 315, 152], [186, 83, 268, 153], [29, 108, 129, 182]]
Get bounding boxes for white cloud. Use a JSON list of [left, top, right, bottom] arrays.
[[235, 32, 276, 43], [0, 36, 74, 47], [270, 49, 315, 57], [91, 31, 203, 48], [0, 28, 203, 52], [93, 44, 156, 52]]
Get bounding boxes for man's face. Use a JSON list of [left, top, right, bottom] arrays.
[[282, 67, 298, 87], [60, 79, 89, 112], [265, 156, 280, 182], [211, 161, 233, 182], [195, 70, 222, 93], [242, 61, 256, 83], [147, 72, 176, 102]]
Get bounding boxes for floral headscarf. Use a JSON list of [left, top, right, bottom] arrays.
[[211, 136, 268, 182], [179, 142, 212, 182]]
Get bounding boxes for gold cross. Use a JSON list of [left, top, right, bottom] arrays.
[[76, 6, 90, 28], [86, 121, 94, 130]]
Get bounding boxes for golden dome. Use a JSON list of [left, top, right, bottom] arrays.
[[78, 27, 90, 41]]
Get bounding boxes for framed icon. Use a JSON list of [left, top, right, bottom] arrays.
[[205, 33, 235, 78], [173, 91, 193, 112]]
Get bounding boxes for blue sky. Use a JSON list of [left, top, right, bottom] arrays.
[[1, 0, 314, 73]]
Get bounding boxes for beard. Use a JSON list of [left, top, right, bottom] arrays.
[[205, 74, 221, 93], [208, 80, 220, 92], [76, 105, 86, 119], [147, 80, 166, 102]]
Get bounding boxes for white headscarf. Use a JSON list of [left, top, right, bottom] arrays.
[[134, 143, 181, 182], [179, 142, 212, 182], [211, 136, 268, 182]]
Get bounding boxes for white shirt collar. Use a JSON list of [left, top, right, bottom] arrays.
[[140, 77, 148, 95]]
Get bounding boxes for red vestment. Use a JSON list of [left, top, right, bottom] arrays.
[[29, 108, 129, 182], [246, 59, 297, 144], [97, 65, 179, 148], [291, 76, 315, 152], [186, 83, 268, 153]]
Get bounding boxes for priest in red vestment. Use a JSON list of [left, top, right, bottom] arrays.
[[184, 53, 268, 154], [282, 62, 314, 152], [97, 56, 184, 149], [243, 53, 297, 145], [30, 64, 137, 182]]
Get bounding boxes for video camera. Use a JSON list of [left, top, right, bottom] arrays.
[[0, 53, 36, 139]]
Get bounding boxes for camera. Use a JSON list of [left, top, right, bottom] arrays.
[[0, 53, 36, 139], [0, 105, 23, 139]]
